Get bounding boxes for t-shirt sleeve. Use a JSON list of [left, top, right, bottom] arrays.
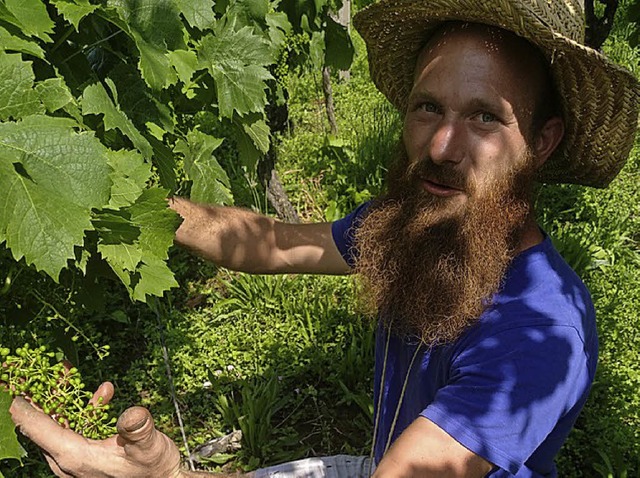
[[420, 322, 593, 474], [331, 202, 371, 268]]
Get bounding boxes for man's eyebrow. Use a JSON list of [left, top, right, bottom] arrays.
[[407, 90, 438, 104], [465, 97, 508, 114]]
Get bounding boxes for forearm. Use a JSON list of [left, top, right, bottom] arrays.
[[170, 197, 350, 275], [171, 197, 279, 273]]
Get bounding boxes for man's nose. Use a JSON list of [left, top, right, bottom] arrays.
[[428, 119, 464, 166]]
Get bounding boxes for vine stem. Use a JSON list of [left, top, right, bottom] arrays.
[[151, 298, 195, 472]]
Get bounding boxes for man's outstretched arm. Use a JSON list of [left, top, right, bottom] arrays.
[[169, 197, 350, 275]]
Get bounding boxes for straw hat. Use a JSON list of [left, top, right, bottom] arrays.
[[354, 0, 640, 187]]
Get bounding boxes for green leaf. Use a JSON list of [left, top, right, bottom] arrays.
[[324, 15, 353, 70], [132, 253, 178, 301], [234, 126, 261, 171], [107, 0, 185, 90], [148, 136, 177, 191], [106, 64, 176, 135], [108, 0, 185, 50], [266, 11, 292, 49], [175, 0, 216, 30], [0, 389, 26, 468], [0, 116, 111, 279], [242, 116, 270, 154], [99, 242, 143, 273], [132, 31, 178, 91], [309, 30, 324, 68], [4, 0, 54, 42], [82, 80, 153, 159], [50, 0, 99, 30], [175, 130, 233, 205], [0, 53, 44, 120], [93, 210, 140, 244], [0, 26, 45, 59], [128, 188, 178, 261], [197, 24, 274, 118], [35, 77, 74, 113], [106, 149, 151, 208], [96, 189, 179, 300], [168, 49, 199, 85]]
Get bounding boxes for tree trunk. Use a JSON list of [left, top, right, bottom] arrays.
[[585, 0, 618, 50], [258, 147, 300, 223], [322, 66, 339, 135], [338, 0, 351, 82], [259, 85, 300, 223]]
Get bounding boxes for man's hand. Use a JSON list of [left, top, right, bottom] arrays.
[[9, 382, 182, 478]]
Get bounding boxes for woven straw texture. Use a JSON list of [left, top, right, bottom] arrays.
[[354, 0, 640, 187]]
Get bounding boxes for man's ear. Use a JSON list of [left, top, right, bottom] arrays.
[[532, 116, 565, 168]]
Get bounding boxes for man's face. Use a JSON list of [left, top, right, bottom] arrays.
[[401, 25, 543, 211], [354, 24, 555, 345]]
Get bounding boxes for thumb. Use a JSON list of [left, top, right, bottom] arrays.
[[115, 406, 182, 475], [116, 406, 155, 446]]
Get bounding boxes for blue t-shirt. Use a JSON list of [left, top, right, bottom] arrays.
[[332, 204, 597, 477]]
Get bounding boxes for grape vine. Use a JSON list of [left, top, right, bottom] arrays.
[[0, 344, 116, 440]]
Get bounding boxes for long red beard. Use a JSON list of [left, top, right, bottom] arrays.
[[354, 145, 535, 346]]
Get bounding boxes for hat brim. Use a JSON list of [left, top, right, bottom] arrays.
[[354, 0, 640, 187]]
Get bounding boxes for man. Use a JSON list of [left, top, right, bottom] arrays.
[[9, 0, 640, 477]]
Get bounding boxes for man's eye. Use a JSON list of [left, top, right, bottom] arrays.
[[479, 112, 497, 123], [419, 102, 439, 113]]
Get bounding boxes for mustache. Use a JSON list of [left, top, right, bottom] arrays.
[[405, 157, 472, 193]]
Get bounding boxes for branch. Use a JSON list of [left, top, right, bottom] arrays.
[[585, 0, 619, 50]]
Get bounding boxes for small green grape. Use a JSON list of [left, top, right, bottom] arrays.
[[0, 342, 117, 439]]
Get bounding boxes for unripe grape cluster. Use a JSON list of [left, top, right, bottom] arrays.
[[0, 343, 117, 439]]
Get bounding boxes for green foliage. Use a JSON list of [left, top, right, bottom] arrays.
[[0, 0, 355, 301]]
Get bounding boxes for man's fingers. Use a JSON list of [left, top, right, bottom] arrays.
[[10, 396, 85, 456], [89, 382, 115, 407], [116, 406, 155, 445]]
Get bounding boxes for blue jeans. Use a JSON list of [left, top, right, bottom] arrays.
[[252, 455, 374, 478]]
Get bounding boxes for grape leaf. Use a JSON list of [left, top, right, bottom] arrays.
[[147, 136, 177, 191], [0, 389, 26, 470], [35, 77, 74, 113], [106, 64, 176, 135], [105, 149, 151, 208], [175, 130, 233, 205], [107, 0, 184, 90], [242, 116, 270, 154], [0, 116, 112, 280], [128, 188, 178, 261], [197, 24, 274, 118], [168, 49, 198, 85], [265, 11, 292, 49], [324, 15, 353, 70], [50, 0, 99, 30], [4, 0, 54, 42], [0, 26, 45, 59], [82, 80, 153, 159], [108, 0, 185, 51], [132, 31, 178, 91], [0, 53, 44, 121], [96, 189, 179, 301], [175, 0, 216, 30], [132, 253, 178, 301], [234, 125, 261, 171]]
